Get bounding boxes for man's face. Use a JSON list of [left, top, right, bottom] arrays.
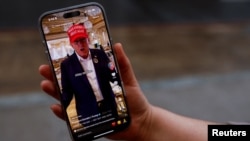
[[71, 37, 89, 59]]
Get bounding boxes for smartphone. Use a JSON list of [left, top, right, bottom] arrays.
[[38, 2, 130, 141]]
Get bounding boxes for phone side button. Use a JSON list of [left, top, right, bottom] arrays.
[[42, 40, 46, 45]]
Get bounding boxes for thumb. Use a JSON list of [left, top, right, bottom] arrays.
[[113, 43, 139, 88]]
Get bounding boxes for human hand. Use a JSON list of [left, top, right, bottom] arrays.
[[39, 43, 153, 141]]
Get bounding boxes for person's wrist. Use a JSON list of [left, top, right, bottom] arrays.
[[139, 106, 172, 141], [130, 105, 155, 141]]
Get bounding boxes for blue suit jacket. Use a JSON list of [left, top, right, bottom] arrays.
[[60, 49, 117, 124]]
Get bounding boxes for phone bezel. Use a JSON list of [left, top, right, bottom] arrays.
[[38, 2, 130, 141]]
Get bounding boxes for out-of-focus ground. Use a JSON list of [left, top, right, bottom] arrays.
[[1, 22, 250, 141]]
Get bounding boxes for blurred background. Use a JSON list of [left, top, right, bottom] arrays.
[[1, 0, 250, 141]]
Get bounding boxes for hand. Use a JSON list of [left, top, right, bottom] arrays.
[[39, 43, 153, 141], [39, 43, 211, 141]]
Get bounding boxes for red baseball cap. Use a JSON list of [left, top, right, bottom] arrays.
[[67, 24, 88, 43]]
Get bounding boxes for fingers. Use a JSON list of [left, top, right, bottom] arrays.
[[39, 65, 64, 119], [39, 64, 60, 100], [113, 43, 149, 114], [50, 104, 65, 120], [40, 79, 60, 100], [39, 64, 54, 81]]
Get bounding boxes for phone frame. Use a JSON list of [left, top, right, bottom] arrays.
[[38, 2, 130, 141]]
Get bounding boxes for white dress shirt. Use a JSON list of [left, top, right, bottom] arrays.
[[76, 52, 104, 102]]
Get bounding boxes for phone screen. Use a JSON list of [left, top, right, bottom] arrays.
[[38, 3, 130, 141]]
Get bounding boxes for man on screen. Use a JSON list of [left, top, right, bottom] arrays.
[[60, 24, 118, 127]]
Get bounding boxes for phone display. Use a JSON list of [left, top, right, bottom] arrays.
[[38, 2, 130, 141]]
